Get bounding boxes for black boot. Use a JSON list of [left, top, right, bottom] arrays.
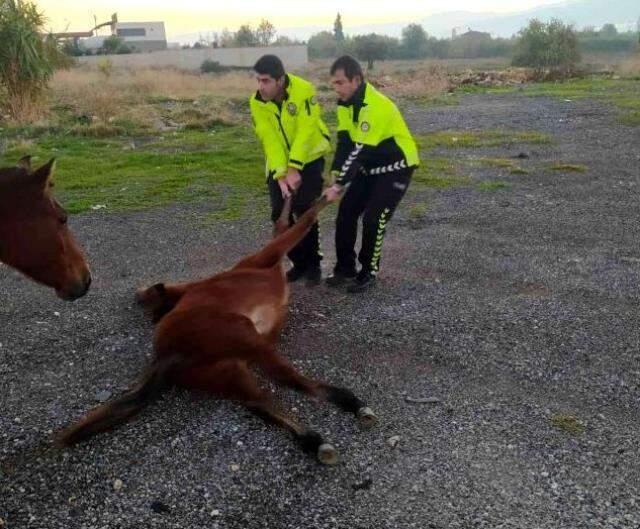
[[346, 270, 377, 294], [325, 266, 357, 288], [286, 265, 308, 283], [305, 265, 322, 286]]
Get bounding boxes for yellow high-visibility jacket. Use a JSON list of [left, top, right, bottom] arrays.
[[250, 74, 331, 180], [331, 82, 419, 185]]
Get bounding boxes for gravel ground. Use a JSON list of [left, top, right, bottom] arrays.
[[1, 93, 639, 529]]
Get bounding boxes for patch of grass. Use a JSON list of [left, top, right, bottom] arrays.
[[416, 130, 551, 150], [620, 110, 640, 126], [67, 124, 127, 138], [454, 84, 517, 96], [550, 163, 587, 173], [550, 413, 585, 436], [477, 180, 510, 191], [479, 157, 518, 168], [475, 157, 529, 174], [412, 157, 470, 189], [408, 202, 429, 219], [0, 126, 265, 217], [482, 77, 640, 127], [414, 92, 461, 108]]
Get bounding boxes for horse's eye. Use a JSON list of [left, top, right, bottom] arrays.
[[59, 215, 68, 225]]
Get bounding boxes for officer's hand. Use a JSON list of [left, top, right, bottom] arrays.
[[285, 168, 302, 192], [323, 184, 343, 203], [278, 178, 292, 199]]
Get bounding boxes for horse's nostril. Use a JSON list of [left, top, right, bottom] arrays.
[[85, 274, 92, 289]]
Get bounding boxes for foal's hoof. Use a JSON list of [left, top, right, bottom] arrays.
[[317, 443, 339, 465], [357, 407, 378, 429]]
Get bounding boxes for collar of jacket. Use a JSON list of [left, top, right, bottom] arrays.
[[254, 74, 291, 105], [337, 81, 368, 123]]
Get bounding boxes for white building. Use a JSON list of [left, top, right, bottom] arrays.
[[76, 21, 168, 53], [114, 22, 167, 52]]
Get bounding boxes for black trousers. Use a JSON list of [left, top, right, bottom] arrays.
[[335, 167, 413, 275], [268, 157, 324, 269]]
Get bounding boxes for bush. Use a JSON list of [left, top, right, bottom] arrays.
[[200, 60, 229, 74], [0, 0, 71, 122], [512, 19, 580, 79]]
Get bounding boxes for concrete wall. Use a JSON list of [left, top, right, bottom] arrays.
[[76, 45, 308, 70]]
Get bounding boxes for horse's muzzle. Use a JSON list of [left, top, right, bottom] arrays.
[[57, 271, 92, 301]]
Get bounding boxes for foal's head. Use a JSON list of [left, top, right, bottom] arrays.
[[0, 156, 91, 300]]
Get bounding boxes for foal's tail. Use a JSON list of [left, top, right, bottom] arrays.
[[57, 355, 181, 446]]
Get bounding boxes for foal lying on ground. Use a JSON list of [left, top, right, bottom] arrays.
[[59, 196, 377, 464]]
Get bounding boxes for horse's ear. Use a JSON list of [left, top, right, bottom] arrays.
[[17, 155, 32, 172], [32, 158, 57, 187]]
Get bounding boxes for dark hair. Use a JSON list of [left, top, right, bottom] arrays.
[[253, 55, 285, 79], [330, 55, 364, 81]]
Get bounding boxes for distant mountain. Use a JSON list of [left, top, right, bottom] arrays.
[[427, 0, 640, 38], [170, 0, 640, 43]]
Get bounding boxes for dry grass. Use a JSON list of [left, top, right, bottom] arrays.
[[369, 64, 451, 99], [618, 55, 640, 78], [44, 67, 249, 131], [52, 67, 254, 101]]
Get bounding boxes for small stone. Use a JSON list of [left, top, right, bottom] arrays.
[[150, 500, 171, 514], [352, 478, 373, 491], [210, 509, 221, 517], [230, 464, 240, 472], [53, 311, 61, 317], [405, 396, 441, 404], [95, 390, 112, 403], [387, 436, 401, 448], [113, 479, 123, 491]]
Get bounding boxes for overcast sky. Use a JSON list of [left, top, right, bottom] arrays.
[[39, 0, 567, 37]]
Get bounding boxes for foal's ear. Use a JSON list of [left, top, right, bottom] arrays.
[[17, 155, 32, 172], [32, 158, 57, 187]]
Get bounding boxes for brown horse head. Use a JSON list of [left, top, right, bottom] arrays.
[[0, 156, 91, 300]]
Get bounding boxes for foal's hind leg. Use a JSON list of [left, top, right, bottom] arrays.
[[255, 351, 378, 429], [180, 360, 339, 465]]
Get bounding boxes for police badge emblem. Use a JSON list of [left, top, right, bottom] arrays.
[[360, 121, 370, 132], [287, 102, 297, 115]]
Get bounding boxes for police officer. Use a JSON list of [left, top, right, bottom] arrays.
[[250, 55, 331, 284], [323, 55, 419, 293]]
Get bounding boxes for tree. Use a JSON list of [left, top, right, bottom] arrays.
[[334, 13, 345, 44], [272, 35, 302, 46], [235, 24, 257, 47], [308, 31, 338, 59], [401, 24, 429, 59], [219, 28, 235, 48], [100, 35, 131, 55], [512, 18, 580, 78], [352, 33, 391, 70], [255, 19, 276, 47], [600, 23, 618, 37], [0, 0, 70, 121]]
